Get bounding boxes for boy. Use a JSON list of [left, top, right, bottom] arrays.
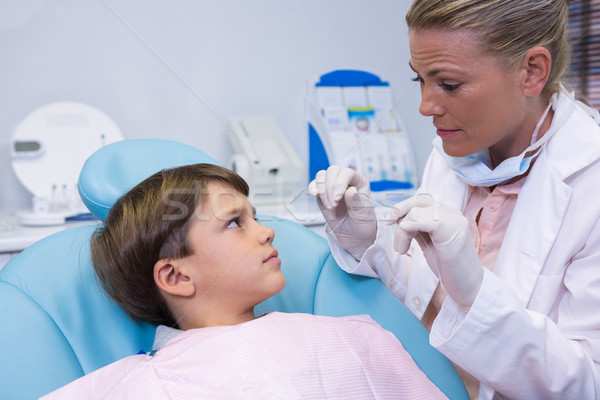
[[43, 163, 446, 399]]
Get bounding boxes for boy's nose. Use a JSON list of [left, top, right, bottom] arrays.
[[256, 221, 275, 244]]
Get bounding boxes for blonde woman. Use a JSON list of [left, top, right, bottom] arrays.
[[310, 0, 600, 398]]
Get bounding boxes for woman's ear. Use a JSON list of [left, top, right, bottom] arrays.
[[520, 46, 552, 96], [154, 259, 195, 297]]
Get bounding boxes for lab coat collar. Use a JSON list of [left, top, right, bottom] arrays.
[[492, 92, 600, 306], [437, 154, 571, 308], [542, 91, 600, 181], [434, 91, 600, 307], [492, 155, 571, 306]]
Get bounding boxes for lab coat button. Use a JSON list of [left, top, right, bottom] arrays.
[[411, 297, 422, 310]]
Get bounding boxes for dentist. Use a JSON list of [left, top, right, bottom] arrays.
[[309, 0, 600, 398]]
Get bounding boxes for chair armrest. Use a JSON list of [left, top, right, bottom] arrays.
[[0, 282, 84, 399]]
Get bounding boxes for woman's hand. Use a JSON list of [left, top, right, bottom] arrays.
[[385, 194, 484, 309], [308, 166, 377, 260]]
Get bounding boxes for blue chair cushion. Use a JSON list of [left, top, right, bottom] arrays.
[[0, 218, 344, 399], [255, 217, 330, 316], [78, 138, 220, 221], [0, 225, 156, 399], [0, 138, 467, 399]]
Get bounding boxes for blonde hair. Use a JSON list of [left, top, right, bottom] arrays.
[[406, 0, 572, 98]]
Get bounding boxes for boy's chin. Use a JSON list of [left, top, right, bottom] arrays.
[[272, 275, 286, 296]]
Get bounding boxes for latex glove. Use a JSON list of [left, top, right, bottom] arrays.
[[384, 194, 484, 309], [308, 166, 377, 260]]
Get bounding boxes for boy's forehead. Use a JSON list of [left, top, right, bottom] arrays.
[[201, 181, 252, 217]]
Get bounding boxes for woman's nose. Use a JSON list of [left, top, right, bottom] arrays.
[[419, 85, 444, 117]]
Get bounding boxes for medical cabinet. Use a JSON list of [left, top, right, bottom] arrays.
[[307, 69, 417, 203]]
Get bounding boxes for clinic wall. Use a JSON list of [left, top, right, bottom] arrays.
[[0, 0, 435, 212]]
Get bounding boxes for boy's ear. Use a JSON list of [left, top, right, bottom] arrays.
[[519, 46, 552, 97], [154, 259, 195, 297]]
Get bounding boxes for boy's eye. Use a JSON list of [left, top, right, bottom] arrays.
[[226, 218, 240, 228]]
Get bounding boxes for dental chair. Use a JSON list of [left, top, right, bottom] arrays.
[[0, 139, 468, 400]]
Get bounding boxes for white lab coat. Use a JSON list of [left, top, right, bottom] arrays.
[[328, 92, 600, 399]]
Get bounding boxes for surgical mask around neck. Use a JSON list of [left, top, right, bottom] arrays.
[[433, 91, 569, 187]]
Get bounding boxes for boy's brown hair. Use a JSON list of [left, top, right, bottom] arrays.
[[90, 163, 249, 327]]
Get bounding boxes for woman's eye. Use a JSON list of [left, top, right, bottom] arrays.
[[411, 75, 424, 84], [226, 219, 240, 228], [440, 82, 460, 91]]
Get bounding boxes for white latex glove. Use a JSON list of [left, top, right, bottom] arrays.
[[308, 166, 377, 260], [384, 194, 484, 309]]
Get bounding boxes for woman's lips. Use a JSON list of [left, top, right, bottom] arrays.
[[436, 128, 461, 138]]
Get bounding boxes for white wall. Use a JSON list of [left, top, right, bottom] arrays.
[[0, 0, 435, 212]]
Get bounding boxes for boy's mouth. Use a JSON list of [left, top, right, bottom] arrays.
[[264, 249, 279, 263]]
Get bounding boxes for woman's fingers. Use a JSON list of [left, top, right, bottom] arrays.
[[309, 166, 365, 210], [383, 194, 435, 225]]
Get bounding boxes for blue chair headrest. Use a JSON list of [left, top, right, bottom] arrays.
[[78, 139, 221, 221]]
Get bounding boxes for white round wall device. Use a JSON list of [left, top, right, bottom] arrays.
[[11, 102, 124, 225]]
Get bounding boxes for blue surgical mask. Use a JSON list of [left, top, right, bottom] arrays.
[[431, 89, 594, 187]]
